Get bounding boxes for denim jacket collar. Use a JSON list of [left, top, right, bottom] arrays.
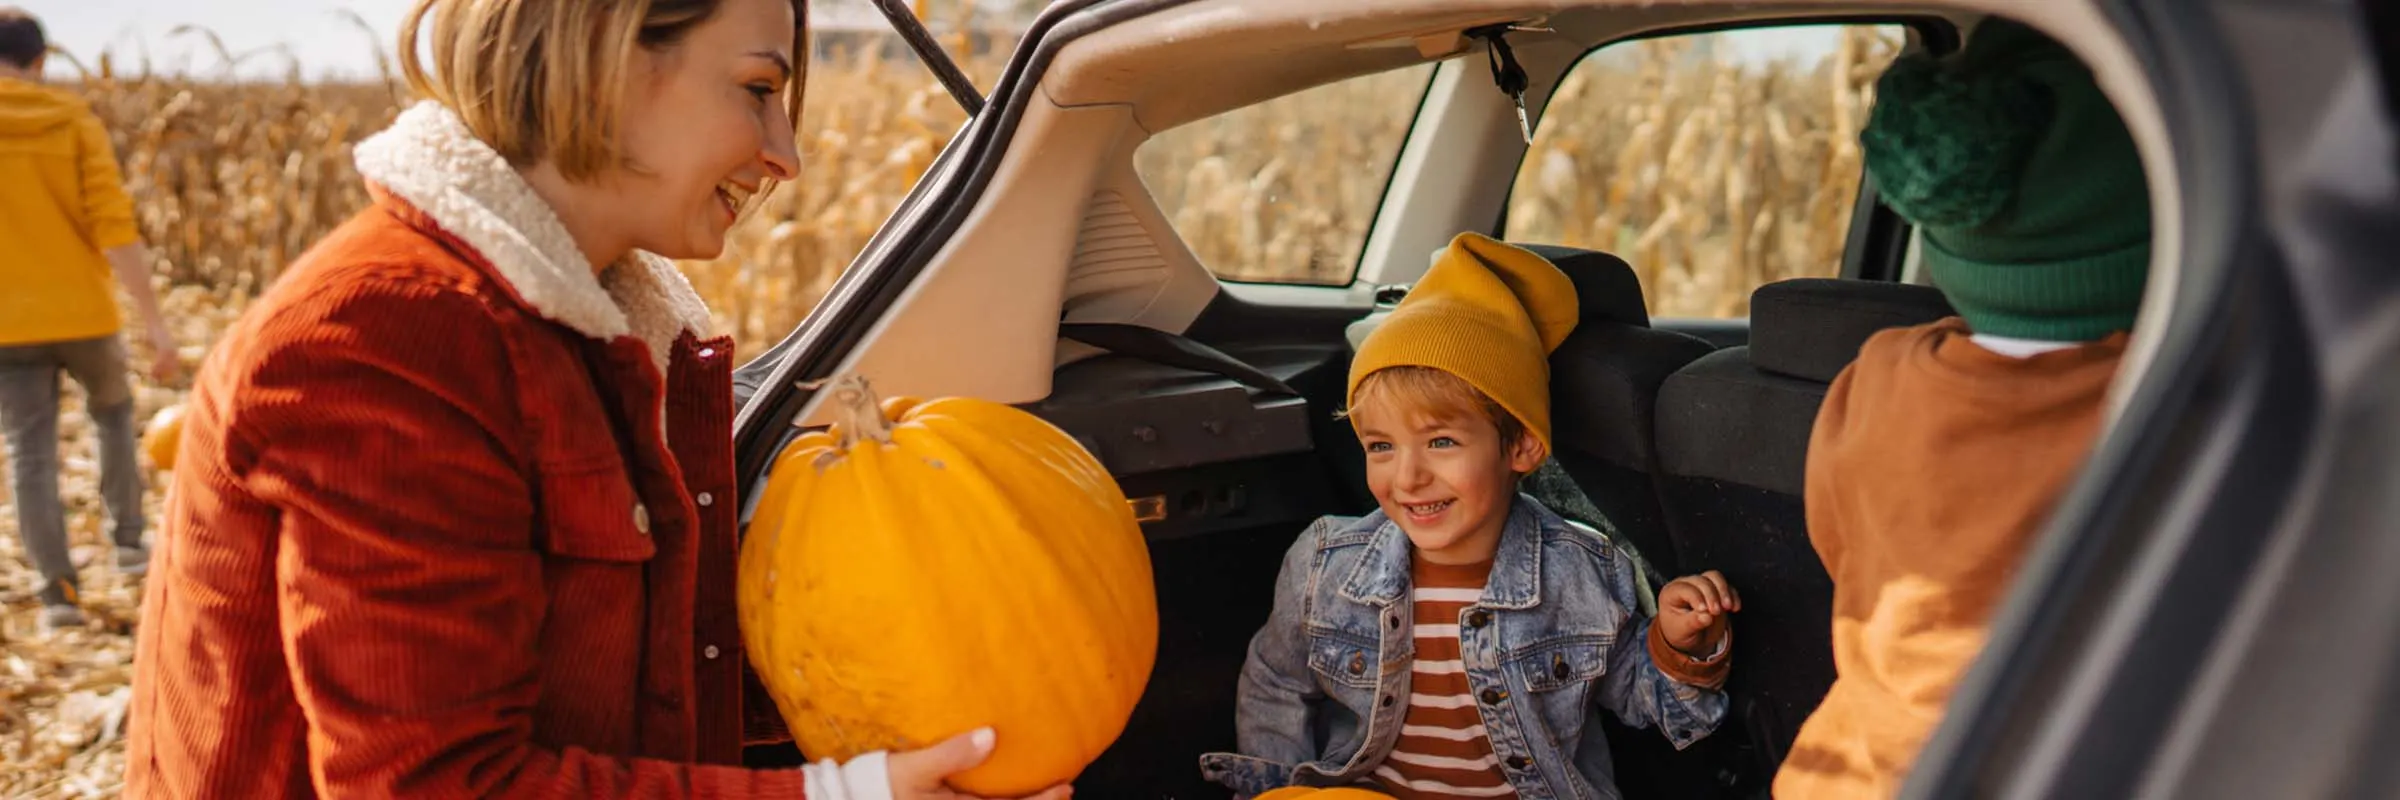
[[1335, 495, 1548, 610]]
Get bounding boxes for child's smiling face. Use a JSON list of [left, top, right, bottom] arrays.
[[1350, 370, 1548, 566]]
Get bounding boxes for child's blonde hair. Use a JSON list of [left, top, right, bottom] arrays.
[[399, 0, 808, 182], [1345, 366, 1529, 449]]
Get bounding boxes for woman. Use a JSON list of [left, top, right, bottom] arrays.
[[121, 1, 1068, 797]]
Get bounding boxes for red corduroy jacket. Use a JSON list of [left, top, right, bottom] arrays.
[[125, 102, 799, 799]]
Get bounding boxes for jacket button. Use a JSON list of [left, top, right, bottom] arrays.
[[1348, 653, 1366, 675], [698, 347, 716, 359], [1480, 688, 1505, 704], [1466, 610, 1491, 628], [1553, 657, 1571, 680], [633, 503, 652, 534], [1506, 755, 1532, 770], [704, 645, 721, 660], [696, 492, 715, 507]]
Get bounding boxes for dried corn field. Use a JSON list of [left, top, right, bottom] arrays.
[[2, 26, 1896, 797], [1507, 28, 1901, 316], [1138, 26, 1899, 309]]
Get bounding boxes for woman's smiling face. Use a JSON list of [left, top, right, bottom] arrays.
[[608, 0, 802, 260]]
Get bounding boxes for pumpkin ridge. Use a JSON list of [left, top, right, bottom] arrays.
[[904, 411, 1087, 761], [910, 402, 1151, 778]]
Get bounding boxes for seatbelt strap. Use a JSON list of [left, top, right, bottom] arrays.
[[1057, 322, 1301, 397]]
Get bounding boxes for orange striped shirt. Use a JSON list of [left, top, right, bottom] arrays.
[[1372, 558, 1515, 799]]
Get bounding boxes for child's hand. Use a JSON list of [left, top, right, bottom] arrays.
[[887, 728, 1074, 800], [1657, 570, 1740, 658]]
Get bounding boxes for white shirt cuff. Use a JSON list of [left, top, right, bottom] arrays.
[[801, 751, 894, 800], [1695, 635, 1729, 663]]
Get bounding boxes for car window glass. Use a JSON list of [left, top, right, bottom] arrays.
[[1503, 25, 1905, 317], [1137, 65, 1437, 286]]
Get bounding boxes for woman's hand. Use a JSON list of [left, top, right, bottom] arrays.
[[887, 728, 1074, 800], [1657, 570, 1739, 659]]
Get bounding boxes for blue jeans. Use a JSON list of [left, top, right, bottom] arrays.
[[0, 336, 144, 605]]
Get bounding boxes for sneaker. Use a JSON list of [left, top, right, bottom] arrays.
[[117, 546, 151, 577], [39, 603, 86, 632]]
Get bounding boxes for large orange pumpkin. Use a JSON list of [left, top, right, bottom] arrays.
[[1253, 789, 1397, 799], [736, 375, 1158, 795]]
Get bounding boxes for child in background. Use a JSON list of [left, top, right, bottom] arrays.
[[0, 6, 179, 631]]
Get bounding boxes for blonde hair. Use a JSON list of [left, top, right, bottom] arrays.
[[1346, 366, 1529, 448], [399, 0, 808, 182]]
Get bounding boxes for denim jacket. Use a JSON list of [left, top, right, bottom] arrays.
[[1197, 496, 1726, 800]]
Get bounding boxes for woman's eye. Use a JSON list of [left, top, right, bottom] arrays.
[[746, 83, 777, 102]]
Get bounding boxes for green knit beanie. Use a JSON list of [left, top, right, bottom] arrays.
[[1861, 18, 2152, 341]]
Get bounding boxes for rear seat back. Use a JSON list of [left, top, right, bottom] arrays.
[[1525, 244, 1716, 577], [1521, 245, 1732, 798], [1654, 278, 1954, 781]]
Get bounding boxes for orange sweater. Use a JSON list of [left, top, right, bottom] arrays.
[[1773, 318, 2126, 799]]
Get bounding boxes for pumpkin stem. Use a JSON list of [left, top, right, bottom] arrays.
[[826, 374, 896, 450]]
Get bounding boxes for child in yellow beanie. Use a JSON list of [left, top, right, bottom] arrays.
[[1199, 232, 1741, 799]]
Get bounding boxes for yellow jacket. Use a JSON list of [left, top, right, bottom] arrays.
[[0, 77, 139, 346]]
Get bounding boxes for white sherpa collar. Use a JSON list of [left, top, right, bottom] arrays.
[[353, 101, 715, 374]]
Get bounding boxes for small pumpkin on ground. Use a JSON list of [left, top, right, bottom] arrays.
[[143, 403, 186, 472], [737, 375, 1159, 796]]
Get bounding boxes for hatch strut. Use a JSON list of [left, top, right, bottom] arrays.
[[866, 0, 988, 116], [1467, 23, 1551, 144]]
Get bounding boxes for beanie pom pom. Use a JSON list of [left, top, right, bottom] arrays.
[[1861, 53, 2053, 229]]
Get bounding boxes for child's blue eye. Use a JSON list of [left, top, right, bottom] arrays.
[[1365, 441, 1393, 453], [1429, 437, 1459, 448]]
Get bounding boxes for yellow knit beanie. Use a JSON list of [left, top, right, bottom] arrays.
[[1348, 232, 1580, 452]]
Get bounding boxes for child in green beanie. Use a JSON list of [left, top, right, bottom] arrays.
[[1774, 18, 2151, 799]]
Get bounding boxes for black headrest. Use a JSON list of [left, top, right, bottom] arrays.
[[1750, 279, 1955, 382], [1519, 244, 1649, 327], [1550, 324, 1714, 468], [1655, 347, 1824, 496]]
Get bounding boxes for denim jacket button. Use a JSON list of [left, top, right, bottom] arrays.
[[1480, 687, 1505, 704], [1552, 657, 1571, 680], [1466, 610, 1491, 628], [1348, 653, 1366, 675], [1506, 755, 1532, 771]]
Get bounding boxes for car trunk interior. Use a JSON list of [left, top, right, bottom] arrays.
[[734, 0, 2181, 795], [1046, 292, 1371, 798]]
